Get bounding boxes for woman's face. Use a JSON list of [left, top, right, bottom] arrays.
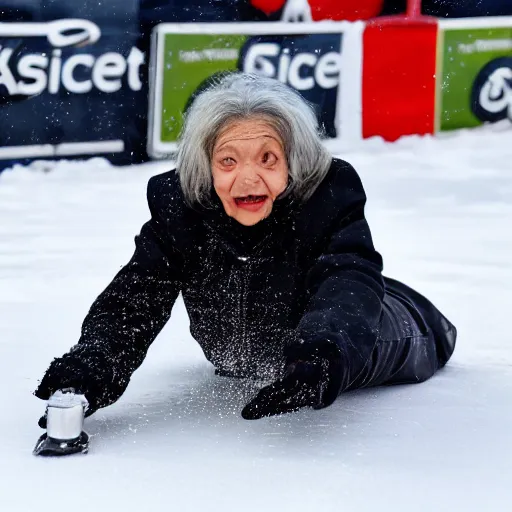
[[211, 118, 289, 226]]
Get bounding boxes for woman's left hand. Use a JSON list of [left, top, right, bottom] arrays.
[[241, 359, 325, 419]]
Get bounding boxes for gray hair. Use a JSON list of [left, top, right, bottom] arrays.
[[176, 72, 332, 207]]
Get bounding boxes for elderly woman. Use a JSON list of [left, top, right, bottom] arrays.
[[35, 73, 456, 423]]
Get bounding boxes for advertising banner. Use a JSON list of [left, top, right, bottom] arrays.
[[0, 18, 145, 165], [436, 17, 512, 132], [148, 22, 363, 158]]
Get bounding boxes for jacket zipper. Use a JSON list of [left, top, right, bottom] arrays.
[[237, 256, 251, 373]]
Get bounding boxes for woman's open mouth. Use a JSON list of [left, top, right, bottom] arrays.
[[234, 195, 268, 212]]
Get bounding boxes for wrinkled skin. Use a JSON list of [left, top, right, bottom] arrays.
[[211, 117, 289, 226]]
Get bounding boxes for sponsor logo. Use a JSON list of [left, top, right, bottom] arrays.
[[458, 38, 512, 55], [242, 42, 342, 91], [179, 49, 239, 63], [471, 57, 512, 123], [0, 19, 144, 96]]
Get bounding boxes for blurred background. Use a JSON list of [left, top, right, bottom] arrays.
[[0, 0, 510, 170]]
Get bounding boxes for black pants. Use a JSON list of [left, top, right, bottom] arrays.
[[348, 277, 457, 390]]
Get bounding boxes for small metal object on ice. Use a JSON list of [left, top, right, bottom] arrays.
[[33, 390, 90, 457], [46, 391, 87, 440]]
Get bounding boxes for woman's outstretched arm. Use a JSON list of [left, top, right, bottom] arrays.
[[295, 161, 385, 401], [34, 176, 183, 413]]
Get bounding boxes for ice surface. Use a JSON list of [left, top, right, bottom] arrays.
[[0, 126, 511, 511]]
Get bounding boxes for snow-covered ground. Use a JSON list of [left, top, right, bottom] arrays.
[[0, 125, 511, 511]]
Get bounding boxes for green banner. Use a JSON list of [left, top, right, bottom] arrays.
[[437, 26, 512, 131], [159, 34, 247, 143], [149, 26, 348, 157]]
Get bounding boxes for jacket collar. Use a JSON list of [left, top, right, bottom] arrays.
[[200, 188, 300, 256]]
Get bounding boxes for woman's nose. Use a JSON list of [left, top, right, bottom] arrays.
[[238, 165, 261, 184], [244, 175, 259, 184]]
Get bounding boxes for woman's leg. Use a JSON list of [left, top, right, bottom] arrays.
[[347, 276, 457, 389], [385, 277, 457, 367]]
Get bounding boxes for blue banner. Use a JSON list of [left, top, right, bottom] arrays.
[[0, 16, 145, 168]]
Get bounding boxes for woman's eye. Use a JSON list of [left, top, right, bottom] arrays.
[[221, 157, 235, 165], [262, 152, 277, 165]]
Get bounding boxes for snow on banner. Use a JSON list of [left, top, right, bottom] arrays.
[[147, 22, 364, 158]]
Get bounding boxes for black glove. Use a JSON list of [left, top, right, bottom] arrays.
[[241, 358, 328, 420], [241, 338, 344, 420], [34, 349, 113, 427]]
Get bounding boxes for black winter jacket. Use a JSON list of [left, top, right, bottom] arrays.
[[35, 158, 456, 412]]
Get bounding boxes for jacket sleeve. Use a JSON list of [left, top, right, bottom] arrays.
[[34, 176, 183, 411], [292, 162, 385, 404]]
